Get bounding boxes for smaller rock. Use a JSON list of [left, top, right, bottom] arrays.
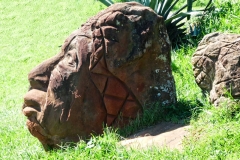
[[192, 32, 240, 106]]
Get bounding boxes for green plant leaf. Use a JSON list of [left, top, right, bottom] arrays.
[[145, 0, 150, 6], [170, 16, 187, 26], [175, 22, 185, 29], [204, 0, 213, 12], [187, 0, 193, 12], [172, 0, 196, 16], [165, 12, 188, 24], [163, 0, 180, 19], [161, 0, 174, 16], [149, 0, 158, 10], [157, 0, 165, 16], [97, 0, 114, 6], [187, 0, 193, 20]]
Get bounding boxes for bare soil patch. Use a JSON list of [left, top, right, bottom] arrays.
[[120, 122, 190, 150]]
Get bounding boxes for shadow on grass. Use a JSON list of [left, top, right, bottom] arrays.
[[118, 99, 205, 137]]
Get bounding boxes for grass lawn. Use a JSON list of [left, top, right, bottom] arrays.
[[0, 0, 240, 159]]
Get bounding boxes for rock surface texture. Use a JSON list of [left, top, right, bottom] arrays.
[[22, 2, 176, 150], [192, 32, 240, 106]]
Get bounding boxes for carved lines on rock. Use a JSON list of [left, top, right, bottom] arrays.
[[89, 20, 141, 127], [90, 72, 141, 127]]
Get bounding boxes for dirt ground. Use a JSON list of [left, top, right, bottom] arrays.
[[120, 122, 190, 150]]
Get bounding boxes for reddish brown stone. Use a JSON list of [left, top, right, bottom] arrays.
[[22, 2, 176, 150], [104, 95, 125, 115], [121, 99, 140, 118]]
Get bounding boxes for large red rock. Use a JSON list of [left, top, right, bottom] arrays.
[[22, 2, 176, 150]]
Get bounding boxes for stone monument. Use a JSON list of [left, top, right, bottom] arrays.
[[22, 2, 176, 150]]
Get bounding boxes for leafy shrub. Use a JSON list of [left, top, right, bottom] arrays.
[[188, 0, 240, 46]]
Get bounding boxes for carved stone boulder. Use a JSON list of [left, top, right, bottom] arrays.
[[22, 2, 176, 150], [192, 32, 240, 106]]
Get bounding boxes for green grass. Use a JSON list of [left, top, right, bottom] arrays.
[[1, 0, 240, 159]]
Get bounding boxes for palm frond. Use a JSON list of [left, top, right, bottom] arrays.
[[97, 0, 114, 6], [157, 0, 165, 16], [204, 0, 213, 12], [149, 0, 158, 10], [165, 12, 189, 25], [161, 0, 174, 16], [163, 0, 180, 19], [98, 0, 213, 48], [145, 0, 150, 6], [172, 0, 196, 16]]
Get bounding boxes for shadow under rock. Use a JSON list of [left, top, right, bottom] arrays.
[[127, 121, 187, 138], [118, 99, 205, 150]]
